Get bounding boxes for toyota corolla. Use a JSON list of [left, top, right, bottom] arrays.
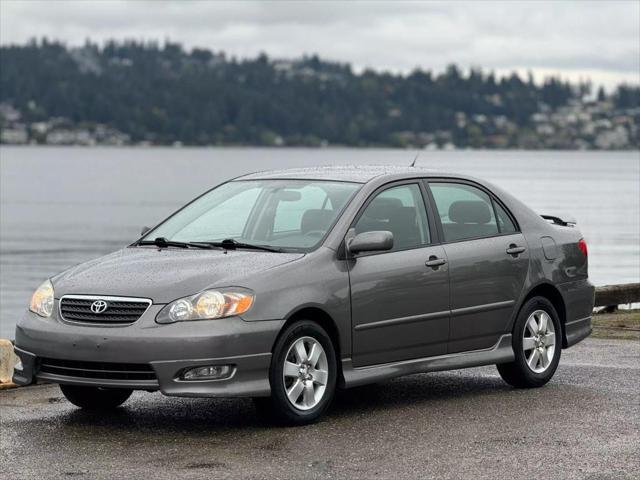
[[14, 165, 594, 424]]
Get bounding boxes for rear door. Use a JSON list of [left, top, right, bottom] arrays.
[[348, 182, 450, 367], [424, 180, 529, 353]]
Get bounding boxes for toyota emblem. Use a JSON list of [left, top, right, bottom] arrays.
[[90, 300, 108, 314]]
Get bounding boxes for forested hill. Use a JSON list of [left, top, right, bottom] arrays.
[[1, 40, 638, 148]]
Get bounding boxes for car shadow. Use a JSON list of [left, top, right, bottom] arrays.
[[55, 370, 512, 433], [331, 370, 510, 417]]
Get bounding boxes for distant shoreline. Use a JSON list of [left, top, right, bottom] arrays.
[[1, 144, 639, 152], [2, 43, 639, 150]]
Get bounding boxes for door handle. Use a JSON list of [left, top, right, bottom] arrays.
[[506, 245, 526, 255], [425, 256, 446, 268]]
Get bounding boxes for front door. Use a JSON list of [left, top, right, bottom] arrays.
[[348, 182, 450, 367], [426, 180, 530, 353]]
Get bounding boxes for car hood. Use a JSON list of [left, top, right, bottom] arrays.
[[52, 246, 304, 303]]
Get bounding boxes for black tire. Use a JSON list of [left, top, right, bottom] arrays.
[[497, 296, 562, 388], [253, 320, 337, 425], [59, 384, 132, 410]]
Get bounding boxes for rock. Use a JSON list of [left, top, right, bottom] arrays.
[[0, 338, 19, 385]]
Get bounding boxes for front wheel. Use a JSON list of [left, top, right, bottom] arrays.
[[254, 320, 337, 425], [60, 384, 132, 410], [497, 296, 561, 388]]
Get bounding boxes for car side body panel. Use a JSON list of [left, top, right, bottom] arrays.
[[237, 246, 353, 357], [348, 244, 450, 366], [444, 233, 530, 353]]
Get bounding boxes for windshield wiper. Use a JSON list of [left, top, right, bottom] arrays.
[[137, 237, 215, 250], [207, 239, 282, 253]]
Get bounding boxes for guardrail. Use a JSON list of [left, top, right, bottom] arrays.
[[594, 283, 640, 310]]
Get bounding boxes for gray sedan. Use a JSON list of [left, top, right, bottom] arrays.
[[14, 165, 594, 424]]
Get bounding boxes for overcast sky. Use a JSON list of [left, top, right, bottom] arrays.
[[1, 0, 638, 90]]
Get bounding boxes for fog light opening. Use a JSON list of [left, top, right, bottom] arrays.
[[180, 365, 233, 381]]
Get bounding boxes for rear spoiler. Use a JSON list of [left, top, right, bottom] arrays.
[[541, 214, 577, 227]]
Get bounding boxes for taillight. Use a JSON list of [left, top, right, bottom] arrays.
[[578, 238, 588, 257]]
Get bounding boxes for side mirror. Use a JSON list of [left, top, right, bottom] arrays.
[[348, 231, 393, 254], [140, 226, 151, 237]]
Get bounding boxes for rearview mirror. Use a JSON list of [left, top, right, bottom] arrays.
[[275, 190, 302, 202], [141, 226, 151, 237], [348, 231, 393, 254]]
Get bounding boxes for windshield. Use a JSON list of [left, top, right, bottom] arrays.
[[142, 180, 361, 251]]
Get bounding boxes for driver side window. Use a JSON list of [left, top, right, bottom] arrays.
[[355, 183, 430, 251]]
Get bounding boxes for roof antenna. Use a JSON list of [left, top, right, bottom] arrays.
[[410, 151, 420, 167]]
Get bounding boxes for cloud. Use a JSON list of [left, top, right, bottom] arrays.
[[1, 0, 638, 89]]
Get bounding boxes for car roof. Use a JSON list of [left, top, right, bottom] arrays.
[[235, 165, 458, 184]]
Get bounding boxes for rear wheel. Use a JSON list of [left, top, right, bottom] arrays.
[[254, 320, 337, 425], [497, 296, 561, 388], [59, 384, 132, 410]]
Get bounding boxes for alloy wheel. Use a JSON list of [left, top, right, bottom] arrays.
[[522, 309, 556, 373], [282, 336, 329, 410]]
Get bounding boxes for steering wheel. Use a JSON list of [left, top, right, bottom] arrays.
[[303, 230, 325, 238]]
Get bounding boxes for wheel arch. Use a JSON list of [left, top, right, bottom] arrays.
[[518, 282, 568, 348], [273, 306, 345, 387]]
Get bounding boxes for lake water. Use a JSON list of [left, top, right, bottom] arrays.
[[1, 147, 638, 339]]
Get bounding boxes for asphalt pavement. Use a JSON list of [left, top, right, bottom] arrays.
[[1, 338, 638, 480]]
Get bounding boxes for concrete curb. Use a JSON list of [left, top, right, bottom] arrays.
[[0, 338, 19, 388]]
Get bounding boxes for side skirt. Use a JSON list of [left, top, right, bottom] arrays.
[[563, 316, 592, 348], [341, 334, 514, 388]]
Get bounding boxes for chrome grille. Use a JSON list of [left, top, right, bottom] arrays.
[[59, 295, 151, 324], [39, 357, 156, 381]]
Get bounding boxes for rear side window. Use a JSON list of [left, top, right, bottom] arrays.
[[494, 202, 517, 234], [354, 183, 430, 250], [429, 182, 499, 242]]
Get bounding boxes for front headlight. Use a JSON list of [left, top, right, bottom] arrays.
[[156, 288, 254, 324], [29, 279, 54, 317]]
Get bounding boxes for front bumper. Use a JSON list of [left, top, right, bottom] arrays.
[[13, 305, 284, 397]]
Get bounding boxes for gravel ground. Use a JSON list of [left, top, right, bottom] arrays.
[[1, 338, 638, 480]]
